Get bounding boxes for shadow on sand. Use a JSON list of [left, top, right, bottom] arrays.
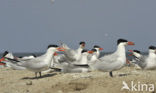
[[118, 73, 131, 77], [21, 73, 57, 80]]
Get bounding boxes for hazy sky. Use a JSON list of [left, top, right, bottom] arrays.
[[0, 0, 156, 52]]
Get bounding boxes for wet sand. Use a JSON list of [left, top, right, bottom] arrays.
[[0, 67, 156, 93]]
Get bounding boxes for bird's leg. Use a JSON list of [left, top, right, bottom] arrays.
[[109, 71, 113, 77], [39, 72, 42, 78], [35, 72, 38, 78]]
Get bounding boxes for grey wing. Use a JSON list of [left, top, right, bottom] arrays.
[[61, 43, 70, 49], [92, 60, 116, 71], [87, 54, 92, 61], [17, 57, 43, 67], [99, 53, 118, 63], [64, 49, 76, 61], [6, 62, 26, 70], [137, 55, 147, 69], [17, 58, 33, 61], [57, 54, 67, 62]]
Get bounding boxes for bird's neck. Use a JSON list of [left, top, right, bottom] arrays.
[[50, 55, 55, 67], [75, 47, 83, 60], [96, 50, 100, 58], [79, 54, 88, 64], [90, 54, 98, 62], [116, 44, 126, 59], [77, 47, 83, 53], [148, 51, 156, 58], [44, 49, 55, 63]]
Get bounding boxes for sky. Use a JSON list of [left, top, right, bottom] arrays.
[[0, 0, 156, 53]]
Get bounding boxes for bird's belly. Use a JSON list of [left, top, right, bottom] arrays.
[[27, 63, 49, 72], [145, 59, 156, 69], [95, 61, 125, 72]]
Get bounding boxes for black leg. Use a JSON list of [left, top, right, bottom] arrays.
[[39, 72, 42, 77], [109, 71, 113, 77], [35, 72, 38, 78]]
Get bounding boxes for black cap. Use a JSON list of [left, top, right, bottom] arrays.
[[117, 39, 128, 45], [133, 50, 141, 54], [94, 45, 100, 48], [79, 41, 85, 45], [2, 51, 9, 57], [47, 45, 58, 49], [81, 49, 88, 53], [91, 49, 97, 52], [31, 54, 36, 57], [149, 46, 156, 50]]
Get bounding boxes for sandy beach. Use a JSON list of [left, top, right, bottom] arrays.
[[0, 66, 155, 93]]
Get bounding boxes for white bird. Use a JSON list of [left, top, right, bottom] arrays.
[[0, 51, 36, 70], [73, 50, 90, 65], [59, 50, 92, 73], [0, 51, 23, 69], [88, 49, 99, 62], [93, 45, 103, 58], [1, 51, 36, 61], [6, 45, 64, 78], [2, 51, 15, 59], [88, 45, 103, 60], [145, 46, 156, 69], [61, 41, 86, 62], [129, 46, 156, 70], [88, 39, 135, 77]]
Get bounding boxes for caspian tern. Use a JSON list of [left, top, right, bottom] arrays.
[[87, 45, 103, 61], [73, 50, 90, 65], [128, 50, 143, 69], [62, 41, 86, 62], [0, 51, 36, 70], [93, 45, 103, 58], [2, 51, 15, 59], [0, 51, 18, 67], [129, 46, 156, 70], [88, 39, 135, 77], [146, 46, 156, 69], [60, 50, 91, 73], [88, 49, 99, 62], [6, 45, 64, 78], [1, 51, 36, 61]]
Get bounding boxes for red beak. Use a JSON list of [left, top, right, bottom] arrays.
[[99, 48, 103, 51], [54, 52, 58, 56], [128, 50, 133, 56], [127, 41, 135, 45], [128, 50, 133, 53], [0, 57, 5, 62], [88, 51, 93, 54], [57, 47, 65, 51], [0, 62, 5, 65], [128, 54, 133, 56]]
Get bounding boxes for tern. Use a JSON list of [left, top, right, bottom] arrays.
[[88, 39, 135, 77]]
